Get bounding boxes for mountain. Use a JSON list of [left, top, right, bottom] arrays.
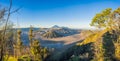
[[51, 25, 61, 29], [42, 30, 63, 38], [51, 28, 79, 36]]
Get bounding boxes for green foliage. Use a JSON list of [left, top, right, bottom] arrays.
[[30, 39, 42, 61], [18, 55, 31, 61], [28, 26, 33, 42], [0, 7, 15, 61], [17, 30, 22, 45], [77, 29, 108, 46], [30, 40, 41, 55], [114, 36, 120, 60], [92, 37, 104, 61], [89, 7, 120, 60], [29, 27, 49, 61], [4, 55, 17, 61], [13, 30, 23, 58], [41, 47, 49, 59], [90, 7, 120, 29], [2, 5, 120, 61], [114, 7, 120, 14], [90, 8, 112, 28]]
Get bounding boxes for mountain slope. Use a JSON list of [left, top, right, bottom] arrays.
[[47, 29, 119, 61], [42, 30, 63, 38]]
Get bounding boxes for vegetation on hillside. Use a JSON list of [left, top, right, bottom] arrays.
[[1, 0, 120, 61], [0, 5, 50, 60], [46, 7, 120, 61]]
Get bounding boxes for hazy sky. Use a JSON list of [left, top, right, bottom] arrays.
[[0, 0, 120, 29]]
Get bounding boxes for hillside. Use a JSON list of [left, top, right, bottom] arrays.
[[46, 28, 120, 61], [42, 30, 63, 38], [1, 1, 120, 61]]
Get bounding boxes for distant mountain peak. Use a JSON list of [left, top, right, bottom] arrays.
[[52, 25, 60, 28]]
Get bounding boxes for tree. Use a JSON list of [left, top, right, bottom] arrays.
[[90, 7, 120, 30], [0, 0, 20, 60], [90, 7, 120, 61], [0, 1, 13, 60], [90, 8, 112, 28], [29, 26, 42, 61], [28, 25, 34, 42], [30, 39, 42, 61], [13, 30, 23, 58]]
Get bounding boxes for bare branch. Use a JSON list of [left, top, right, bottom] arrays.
[[4, 7, 22, 15], [10, 7, 22, 14], [1, 0, 12, 60], [0, 8, 5, 19]]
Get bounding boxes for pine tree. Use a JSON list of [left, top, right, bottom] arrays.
[[28, 25, 34, 42], [30, 39, 42, 61], [29, 26, 43, 61], [13, 30, 23, 58]]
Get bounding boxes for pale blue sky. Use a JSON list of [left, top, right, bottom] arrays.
[[0, 0, 120, 29]]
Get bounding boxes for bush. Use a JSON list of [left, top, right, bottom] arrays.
[[18, 55, 32, 61]]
